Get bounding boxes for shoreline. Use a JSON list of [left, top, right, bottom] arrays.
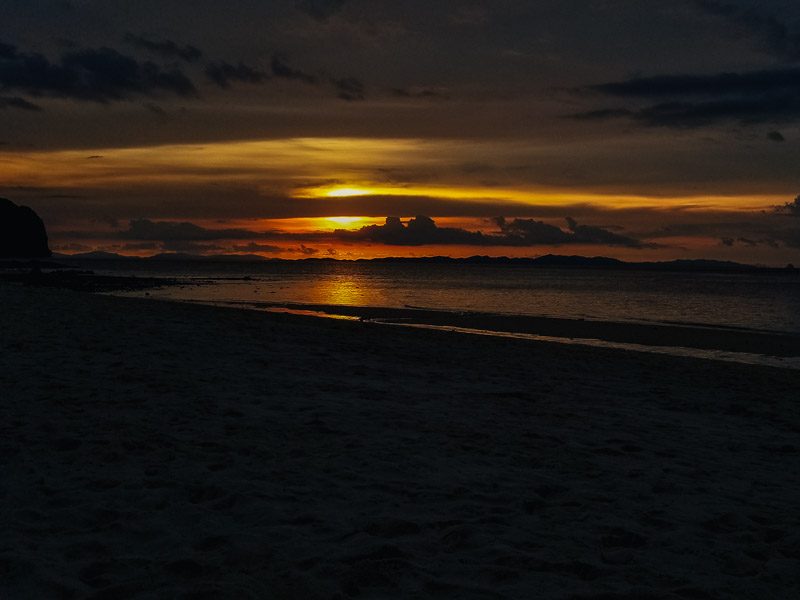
[[3, 281, 799, 598], [134, 297, 800, 365], [9, 267, 800, 359]]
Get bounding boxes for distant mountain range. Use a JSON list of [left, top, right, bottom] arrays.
[[51, 251, 797, 272], [53, 251, 271, 262]]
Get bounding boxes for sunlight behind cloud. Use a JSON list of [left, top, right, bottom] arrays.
[[326, 188, 374, 197], [0, 137, 784, 222], [326, 216, 364, 225]]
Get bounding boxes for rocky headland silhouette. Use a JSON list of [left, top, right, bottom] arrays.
[[0, 198, 51, 258]]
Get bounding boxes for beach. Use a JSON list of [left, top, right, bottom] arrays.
[[1, 281, 798, 599]]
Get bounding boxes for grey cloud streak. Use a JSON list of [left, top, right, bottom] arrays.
[[204, 54, 366, 99], [271, 55, 365, 99], [0, 38, 366, 109], [588, 68, 800, 98], [124, 34, 203, 62], [270, 56, 318, 84], [205, 61, 269, 88]]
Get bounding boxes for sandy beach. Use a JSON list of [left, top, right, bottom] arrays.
[[1, 281, 798, 599]]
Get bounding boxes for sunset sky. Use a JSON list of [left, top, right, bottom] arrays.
[[2, 0, 800, 263]]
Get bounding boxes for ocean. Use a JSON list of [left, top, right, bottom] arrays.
[[61, 257, 800, 368]]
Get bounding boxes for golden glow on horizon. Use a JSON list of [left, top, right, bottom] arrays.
[[326, 216, 364, 225], [247, 216, 383, 232], [0, 137, 788, 216], [325, 188, 374, 197]]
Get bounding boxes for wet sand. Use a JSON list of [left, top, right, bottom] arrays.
[[1, 281, 798, 599], [215, 300, 800, 358]]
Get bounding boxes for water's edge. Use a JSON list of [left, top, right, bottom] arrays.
[[141, 296, 800, 371]]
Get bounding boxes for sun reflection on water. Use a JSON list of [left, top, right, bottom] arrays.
[[312, 277, 365, 306]]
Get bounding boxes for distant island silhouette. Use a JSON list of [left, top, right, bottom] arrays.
[[53, 251, 796, 273]]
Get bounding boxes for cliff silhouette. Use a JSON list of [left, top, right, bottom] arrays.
[[0, 198, 51, 258]]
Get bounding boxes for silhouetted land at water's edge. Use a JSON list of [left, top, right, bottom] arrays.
[[0, 198, 51, 258], [0, 269, 186, 293], [52, 251, 799, 272]]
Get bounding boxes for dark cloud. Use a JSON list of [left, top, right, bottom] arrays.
[[205, 61, 269, 88], [270, 55, 365, 100], [103, 215, 119, 228], [0, 96, 42, 111], [335, 215, 487, 246], [390, 86, 451, 100], [574, 67, 800, 127], [295, 244, 319, 255], [90, 214, 119, 228], [270, 56, 318, 84], [690, 1, 800, 61], [766, 130, 785, 142], [568, 108, 633, 121], [0, 45, 197, 102], [719, 236, 782, 248], [232, 242, 283, 253], [494, 216, 655, 249], [114, 215, 653, 249], [589, 68, 800, 98], [774, 195, 800, 216], [571, 96, 800, 128], [142, 102, 171, 117], [124, 34, 202, 62], [491, 216, 575, 245], [737, 237, 781, 248], [119, 219, 259, 241], [329, 76, 365, 100], [637, 97, 800, 127], [333, 216, 654, 248], [297, 0, 348, 21]]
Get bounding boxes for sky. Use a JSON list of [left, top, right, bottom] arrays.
[[2, 0, 800, 264]]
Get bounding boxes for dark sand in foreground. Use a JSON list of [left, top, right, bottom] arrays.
[[1, 282, 798, 599]]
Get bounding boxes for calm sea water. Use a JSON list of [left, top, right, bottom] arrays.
[[68, 258, 800, 334]]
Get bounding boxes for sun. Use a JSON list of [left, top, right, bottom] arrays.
[[326, 216, 363, 225], [325, 188, 374, 197]]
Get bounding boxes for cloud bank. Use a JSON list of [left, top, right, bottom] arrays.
[[114, 215, 656, 249]]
